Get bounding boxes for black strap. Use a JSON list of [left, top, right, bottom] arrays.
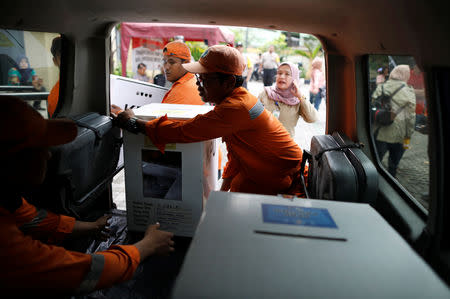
[[75, 121, 102, 140], [387, 84, 406, 106], [377, 84, 404, 105], [300, 149, 312, 174], [314, 143, 364, 160], [299, 149, 312, 199]]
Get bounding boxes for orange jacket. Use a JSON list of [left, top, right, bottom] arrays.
[[0, 198, 140, 295], [47, 80, 59, 117], [145, 87, 303, 195], [161, 73, 204, 105]]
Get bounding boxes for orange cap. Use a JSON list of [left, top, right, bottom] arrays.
[[182, 45, 245, 75], [163, 41, 191, 61], [0, 96, 77, 155]]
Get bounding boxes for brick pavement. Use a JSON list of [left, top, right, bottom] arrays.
[[381, 130, 429, 209]]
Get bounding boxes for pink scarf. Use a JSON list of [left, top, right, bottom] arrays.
[[264, 62, 300, 106]]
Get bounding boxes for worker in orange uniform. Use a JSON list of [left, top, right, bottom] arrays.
[[47, 36, 61, 117], [110, 41, 203, 110], [114, 45, 304, 196], [160, 41, 204, 105], [0, 96, 174, 296]]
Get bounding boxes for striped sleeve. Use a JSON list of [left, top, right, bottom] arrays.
[[14, 198, 75, 243]]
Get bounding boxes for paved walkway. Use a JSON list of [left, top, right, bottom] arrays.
[[382, 130, 429, 209]]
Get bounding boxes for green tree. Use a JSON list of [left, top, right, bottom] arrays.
[[186, 41, 208, 61], [229, 28, 245, 45], [294, 36, 323, 79], [260, 33, 287, 53], [259, 33, 300, 62]]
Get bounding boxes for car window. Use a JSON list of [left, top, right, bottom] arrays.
[[0, 29, 60, 119], [368, 55, 429, 210]]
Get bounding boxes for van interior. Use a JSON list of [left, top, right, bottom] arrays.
[[1, 0, 449, 297]]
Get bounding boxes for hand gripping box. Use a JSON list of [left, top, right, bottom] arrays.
[[123, 103, 218, 236]]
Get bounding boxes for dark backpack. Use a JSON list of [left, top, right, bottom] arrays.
[[371, 84, 405, 126]]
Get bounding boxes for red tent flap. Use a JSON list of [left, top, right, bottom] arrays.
[[120, 23, 235, 76]]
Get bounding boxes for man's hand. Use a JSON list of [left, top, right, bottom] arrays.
[[133, 223, 174, 260], [32, 78, 44, 91], [111, 104, 123, 116], [72, 215, 111, 241], [92, 215, 111, 241], [112, 108, 136, 128], [220, 177, 232, 192]]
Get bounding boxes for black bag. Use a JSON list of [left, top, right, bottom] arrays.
[[27, 113, 122, 218], [319, 86, 326, 99], [372, 84, 405, 126], [300, 132, 378, 206]]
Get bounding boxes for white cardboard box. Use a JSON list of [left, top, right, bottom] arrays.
[[110, 75, 169, 167], [123, 103, 218, 237]]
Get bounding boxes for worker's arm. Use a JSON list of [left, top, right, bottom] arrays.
[[221, 158, 239, 191], [14, 198, 110, 243], [220, 142, 241, 191], [1, 217, 173, 295], [71, 215, 111, 241], [13, 198, 76, 243], [114, 102, 245, 152]]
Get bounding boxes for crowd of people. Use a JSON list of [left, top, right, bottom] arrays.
[[132, 43, 327, 112]]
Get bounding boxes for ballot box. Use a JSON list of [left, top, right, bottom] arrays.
[[123, 103, 218, 237], [110, 74, 169, 167], [172, 191, 450, 298]]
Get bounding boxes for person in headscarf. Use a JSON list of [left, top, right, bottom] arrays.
[[8, 56, 35, 85], [258, 62, 317, 137], [8, 55, 44, 91], [309, 57, 326, 110], [371, 64, 416, 177]]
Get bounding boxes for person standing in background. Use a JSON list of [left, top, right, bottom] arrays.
[[376, 67, 389, 84], [133, 63, 151, 83], [408, 63, 426, 131], [259, 45, 279, 86], [371, 65, 416, 178], [251, 53, 262, 81], [259, 62, 317, 137], [235, 42, 253, 89], [309, 57, 326, 110], [153, 64, 167, 87]]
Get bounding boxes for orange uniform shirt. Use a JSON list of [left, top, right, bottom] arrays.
[[0, 198, 140, 295], [161, 72, 204, 105], [145, 87, 303, 195], [47, 80, 59, 117]]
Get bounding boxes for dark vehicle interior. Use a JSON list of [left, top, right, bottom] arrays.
[[1, 0, 449, 296]]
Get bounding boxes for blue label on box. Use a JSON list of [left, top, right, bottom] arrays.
[[262, 204, 338, 228]]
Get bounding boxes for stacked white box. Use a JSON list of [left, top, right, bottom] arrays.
[[123, 103, 218, 237]]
